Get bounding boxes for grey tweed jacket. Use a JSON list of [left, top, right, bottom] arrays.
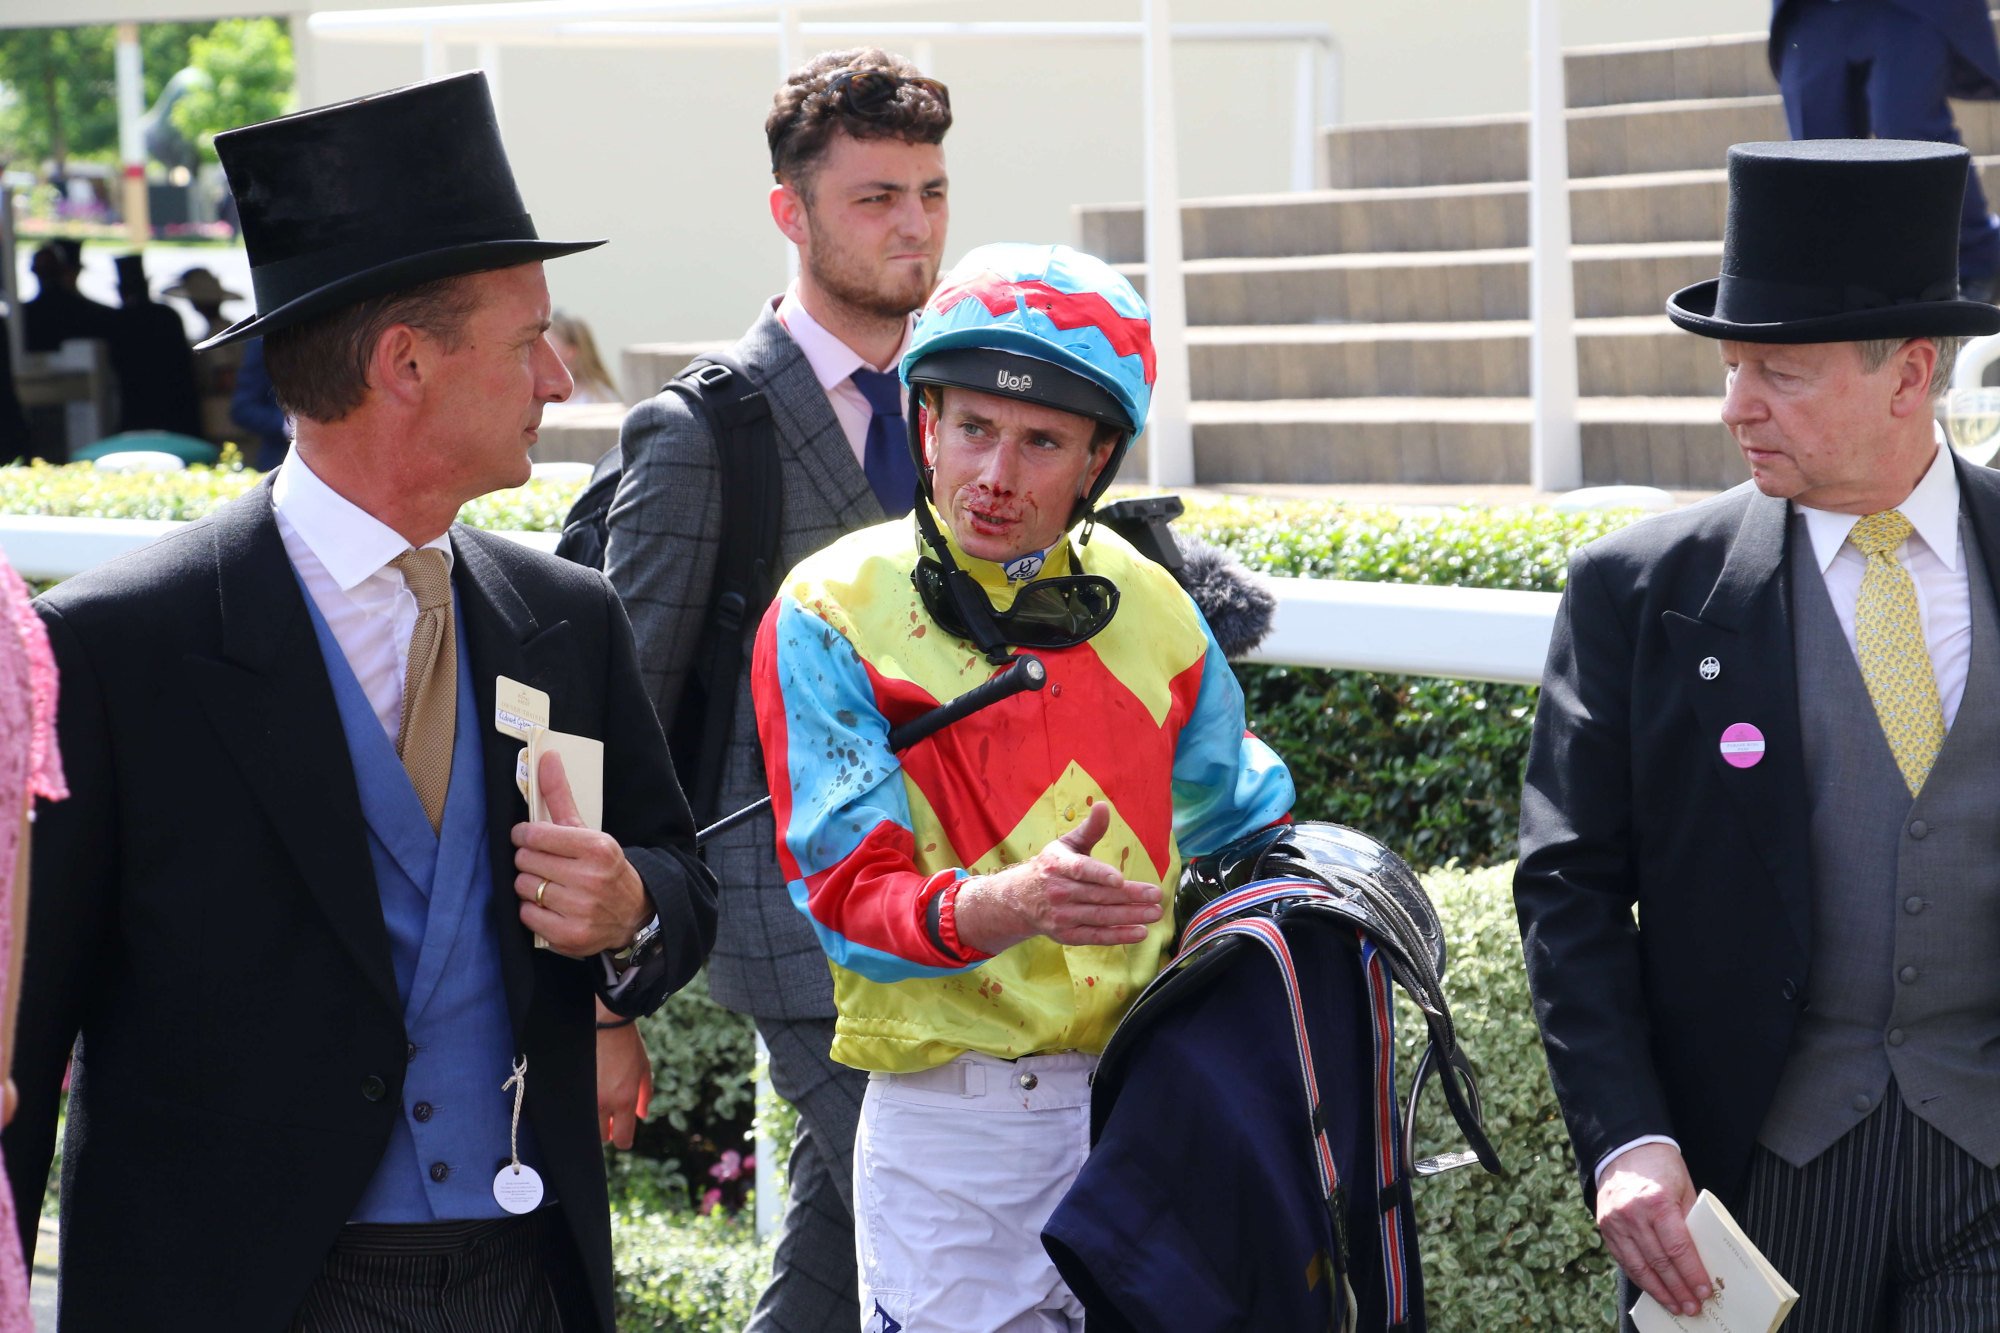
[[604, 300, 885, 1020]]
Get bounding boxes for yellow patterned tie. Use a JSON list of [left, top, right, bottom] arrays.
[[1850, 509, 1944, 795], [391, 548, 456, 833]]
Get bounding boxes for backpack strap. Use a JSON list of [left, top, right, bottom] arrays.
[[664, 351, 781, 824]]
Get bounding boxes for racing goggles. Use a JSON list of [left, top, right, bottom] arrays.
[[913, 554, 1119, 653]]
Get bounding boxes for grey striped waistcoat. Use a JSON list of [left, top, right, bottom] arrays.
[[1758, 513, 2000, 1169]]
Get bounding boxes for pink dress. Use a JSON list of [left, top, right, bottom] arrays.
[[0, 554, 66, 1333]]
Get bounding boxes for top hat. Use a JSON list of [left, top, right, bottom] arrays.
[[1668, 139, 2000, 342], [162, 267, 244, 306], [113, 254, 149, 289], [198, 71, 602, 351]]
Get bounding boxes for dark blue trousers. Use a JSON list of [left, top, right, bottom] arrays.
[[1776, 0, 2000, 280]]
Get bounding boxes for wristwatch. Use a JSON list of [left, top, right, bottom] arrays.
[[611, 914, 662, 971]]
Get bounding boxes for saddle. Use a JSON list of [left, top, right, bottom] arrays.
[[1045, 822, 1503, 1332]]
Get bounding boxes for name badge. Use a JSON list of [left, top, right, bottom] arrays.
[[495, 675, 550, 741]]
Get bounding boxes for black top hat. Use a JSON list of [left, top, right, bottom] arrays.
[[198, 71, 602, 351], [1668, 139, 2000, 342]]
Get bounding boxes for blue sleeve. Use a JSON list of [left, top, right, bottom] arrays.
[[1172, 615, 1295, 857]]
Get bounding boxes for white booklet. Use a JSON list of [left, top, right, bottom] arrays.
[[1630, 1190, 1800, 1333]]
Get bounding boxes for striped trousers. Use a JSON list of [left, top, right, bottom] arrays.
[[1732, 1090, 2000, 1333], [287, 1213, 566, 1333]]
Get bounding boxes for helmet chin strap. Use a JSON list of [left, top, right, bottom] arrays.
[[905, 393, 1009, 662], [911, 495, 1014, 666]]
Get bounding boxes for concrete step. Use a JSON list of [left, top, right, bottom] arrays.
[[1081, 159, 2000, 264], [1146, 395, 1741, 490], [1080, 170, 1729, 263], [1118, 241, 1722, 325], [1563, 32, 1771, 110], [621, 340, 728, 405], [1188, 316, 1717, 400], [1322, 94, 2000, 187]]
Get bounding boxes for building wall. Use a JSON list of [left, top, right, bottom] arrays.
[[9, 0, 1768, 378]]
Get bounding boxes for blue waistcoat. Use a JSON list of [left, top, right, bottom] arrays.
[[300, 582, 544, 1221]]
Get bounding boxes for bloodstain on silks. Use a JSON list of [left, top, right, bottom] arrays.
[[1084, 976, 1096, 988]]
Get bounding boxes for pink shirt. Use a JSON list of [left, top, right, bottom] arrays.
[[775, 288, 914, 468]]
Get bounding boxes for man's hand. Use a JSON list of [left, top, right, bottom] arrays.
[[952, 801, 1163, 955], [1597, 1142, 1710, 1318], [594, 1000, 653, 1150], [512, 750, 653, 957]]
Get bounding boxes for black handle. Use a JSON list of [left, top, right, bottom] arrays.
[[696, 654, 1048, 846], [887, 654, 1045, 751]]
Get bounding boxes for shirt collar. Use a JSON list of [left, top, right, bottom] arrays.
[[1798, 427, 1960, 573], [271, 449, 454, 591], [776, 286, 913, 391]]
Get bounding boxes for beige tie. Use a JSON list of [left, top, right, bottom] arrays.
[[1849, 509, 1946, 796], [391, 548, 455, 833]]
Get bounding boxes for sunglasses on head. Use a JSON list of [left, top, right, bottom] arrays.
[[825, 68, 951, 117], [770, 68, 951, 170]]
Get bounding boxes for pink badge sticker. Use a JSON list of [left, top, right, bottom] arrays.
[[1719, 722, 1766, 769]]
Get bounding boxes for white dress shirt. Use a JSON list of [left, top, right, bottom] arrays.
[[271, 450, 455, 746], [1596, 435, 1972, 1187], [775, 287, 914, 468], [1797, 436, 1970, 727]]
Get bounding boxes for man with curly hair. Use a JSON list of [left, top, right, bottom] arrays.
[[603, 48, 950, 1333]]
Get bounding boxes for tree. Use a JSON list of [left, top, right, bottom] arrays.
[[170, 19, 293, 165], [0, 22, 212, 173], [0, 27, 114, 174]]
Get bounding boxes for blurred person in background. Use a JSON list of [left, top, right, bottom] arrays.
[[230, 336, 291, 470], [161, 267, 246, 347], [163, 268, 252, 447], [108, 254, 203, 439], [22, 242, 117, 355], [549, 310, 623, 406]]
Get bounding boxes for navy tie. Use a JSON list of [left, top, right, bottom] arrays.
[[851, 366, 917, 518]]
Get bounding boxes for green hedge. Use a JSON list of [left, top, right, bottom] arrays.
[[613, 1204, 771, 1331], [1401, 863, 1611, 1328], [1182, 501, 1637, 866]]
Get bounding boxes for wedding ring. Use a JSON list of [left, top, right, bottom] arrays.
[[535, 879, 549, 906]]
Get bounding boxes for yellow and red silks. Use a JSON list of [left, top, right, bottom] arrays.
[[752, 518, 1294, 1074]]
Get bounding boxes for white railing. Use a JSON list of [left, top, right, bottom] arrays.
[[0, 515, 1554, 686]]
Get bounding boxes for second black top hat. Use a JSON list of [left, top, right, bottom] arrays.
[[199, 71, 603, 351], [1667, 138, 2000, 343]]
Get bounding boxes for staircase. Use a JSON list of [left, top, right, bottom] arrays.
[[1076, 29, 2000, 489]]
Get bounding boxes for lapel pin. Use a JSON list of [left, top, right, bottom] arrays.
[[1699, 656, 1721, 681], [1720, 721, 1765, 769]]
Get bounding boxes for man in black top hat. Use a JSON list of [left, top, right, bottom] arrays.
[[1516, 138, 2000, 1332], [107, 253, 203, 438], [0, 72, 717, 1333], [22, 241, 119, 354]]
